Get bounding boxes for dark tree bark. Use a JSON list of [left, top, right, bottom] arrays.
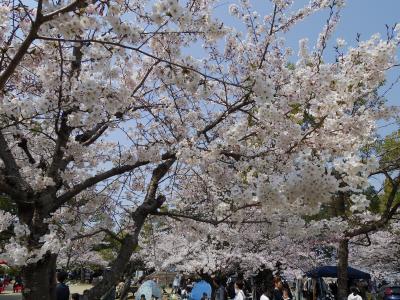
[[337, 238, 349, 300], [119, 263, 136, 300], [87, 159, 175, 300], [87, 234, 138, 300], [81, 267, 86, 283], [21, 253, 57, 300]]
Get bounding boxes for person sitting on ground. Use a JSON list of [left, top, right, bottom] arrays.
[[55, 271, 70, 300], [348, 287, 363, 300]]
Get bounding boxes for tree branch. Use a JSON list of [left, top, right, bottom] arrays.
[[0, 131, 31, 196], [0, 0, 88, 91], [152, 202, 263, 226], [87, 158, 176, 300], [41, 0, 86, 22], [53, 153, 176, 212], [35, 36, 247, 89], [346, 176, 400, 238], [71, 228, 124, 244]]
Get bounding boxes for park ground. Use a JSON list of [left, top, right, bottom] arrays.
[[0, 282, 93, 300]]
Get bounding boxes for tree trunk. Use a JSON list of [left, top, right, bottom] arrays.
[[21, 253, 57, 300], [337, 238, 349, 300], [87, 160, 173, 299], [81, 266, 85, 283], [119, 263, 135, 300], [87, 234, 138, 300]]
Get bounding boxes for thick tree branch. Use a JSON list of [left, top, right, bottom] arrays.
[[41, 0, 86, 22], [0, 23, 40, 90], [53, 161, 150, 211], [346, 175, 400, 238], [71, 228, 124, 244], [0, 172, 26, 199], [0, 0, 87, 91], [46, 112, 73, 189], [87, 158, 175, 300], [16, 137, 36, 164], [0, 132, 31, 197], [75, 123, 107, 144], [258, 4, 277, 69], [152, 202, 263, 225], [197, 93, 254, 137], [53, 153, 176, 212]]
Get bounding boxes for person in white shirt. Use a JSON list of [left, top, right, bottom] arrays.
[[234, 280, 246, 300], [173, 272, 183, 293], [260, 286, 270, 300], [348, 287, 363, 300]]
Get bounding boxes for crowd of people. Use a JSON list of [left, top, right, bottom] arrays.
[[55, 270, 91, 300], [0, 274, 24, 293], [168, 273, 373, 300], [169, 273, 293, 300], [0, 269, 380, 300]]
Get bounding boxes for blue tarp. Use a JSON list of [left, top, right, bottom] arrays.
[[135, 280, 163, 300], [305, 266, 371, 280], [190, 280, 212, 300]]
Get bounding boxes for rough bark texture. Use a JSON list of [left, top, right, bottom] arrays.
[[337, 239, 349, 300], [86, 159, 175, 300], [21, 253, 57, 300], [87, 234, 138, 300]]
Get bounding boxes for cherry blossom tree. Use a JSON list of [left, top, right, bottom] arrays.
[[0, 0, 399, 299], [350, 223, 400, 283]]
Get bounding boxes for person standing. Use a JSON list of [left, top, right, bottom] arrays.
[[56, 271, 70, 300], [173, 272, 183, 293], [347, 287, 363, 300], [215, 278, 227, 300], [272, 278, 283, 300], [234, 280, 246, 300], [282, 289, 291, 300], [71, 293, 80, 300], [260, 286, 270, 300]]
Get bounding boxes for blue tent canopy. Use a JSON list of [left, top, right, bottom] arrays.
[[190, 280, 212, 300], [135, 280, 163, 300], [305, 266, 371, 280]]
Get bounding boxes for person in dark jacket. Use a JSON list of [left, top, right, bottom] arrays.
[[272, 277, 283, 300], [56, 271, 70, 300]]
